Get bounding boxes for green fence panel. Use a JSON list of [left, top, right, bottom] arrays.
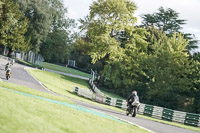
[[184, 113, 200, 127], [74, 87, 79, 94], [144, 104, 154, 117], [105, 97, 111, 105], [162, 108, 174, 121], [115, 99, 123, 108]]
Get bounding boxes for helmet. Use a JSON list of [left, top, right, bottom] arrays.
[[132, 90, 137, 95]]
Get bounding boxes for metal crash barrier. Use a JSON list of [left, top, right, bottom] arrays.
[[73, 86, 200, 127]]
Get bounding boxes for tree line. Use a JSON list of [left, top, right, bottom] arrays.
[[0, 0, 200, 114], [75, 0, 200, 114], [0, 0, 76, 62]]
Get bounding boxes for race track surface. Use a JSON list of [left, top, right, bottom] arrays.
[[0, 58, 199, 133]]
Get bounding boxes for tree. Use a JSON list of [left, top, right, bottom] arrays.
[[79, 0, 148, 95], [143, 33, 195, 110], [40, 29, 73, 63], [0, 1, 3, 19], [12, 0, 72, 52], [39, 0, 76, 64], [0, 0, 30, 57], [141, 7, 198, 51]]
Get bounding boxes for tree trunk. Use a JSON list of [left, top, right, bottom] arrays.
[[7, 48, 13, 58], [97, 76, 104, 87]]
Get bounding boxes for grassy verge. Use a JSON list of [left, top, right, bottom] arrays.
[[43, 62, 91, 78], [0, 84, 149, 133], [26, 69, 200, 132], [99, 88, 125, 99], [0, 81, 72, 104], [26, 69, 126, 113]]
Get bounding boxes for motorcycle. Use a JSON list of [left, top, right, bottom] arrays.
[[126, 101, 140, 117], [6, 72, 11, 80]]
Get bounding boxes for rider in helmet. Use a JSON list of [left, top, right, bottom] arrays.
[[5, 62, 11, 71], [126, 90, 139, 109]]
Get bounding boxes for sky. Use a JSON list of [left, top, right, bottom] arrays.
[[63, 0, 200, 51]]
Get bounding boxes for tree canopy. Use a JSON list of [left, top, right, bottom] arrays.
[[141, 7, 198, 51], [0, 0, 30, 56]]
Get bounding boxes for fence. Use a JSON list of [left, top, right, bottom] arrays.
[[73, 86, 200, 127], [75, 69, 200, 127], [15, 51, 44, 66], [2, 47, 44, 66]]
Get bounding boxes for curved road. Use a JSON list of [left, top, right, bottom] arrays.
[[0, 58, 199, 133]]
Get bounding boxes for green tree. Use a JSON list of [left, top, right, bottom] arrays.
[[0, 0, 30, 57], [141, 7, 198, 51], [0, 1, 3, 19], [144, 33, 194, 110], [79, 0, 148, 95], [40, 29, 72, 63], [39, 0, 76, 64], [12, 0, 71, 52]]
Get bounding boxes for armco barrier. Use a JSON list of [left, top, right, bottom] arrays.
[[95, 94, 104, 103], [115, 99, 123, 108], [144, 104, 154, 117], [74, 87, 79, 94], [73, 86, 200, 127], [172, 111, 186, 123], [138, 103, 145, 115], [152, 106, 163, 119], [184, 113, 200, 127], [74, 87, 93, 100], [105, 97, 111, 105], [162, 108, 174, 122], [121, 100, 127, 109]]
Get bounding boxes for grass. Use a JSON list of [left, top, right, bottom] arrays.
[[0, 81, 72, 103], [43, 62, 91, 78], [99, 88, 125, 99], [0, 83, 149, 133], [26, 68, 126, 113], [43, 62, 123, 100], [42, 62, 123, 100], [26, 69, 200, 132]]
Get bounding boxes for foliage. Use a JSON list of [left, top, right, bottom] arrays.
[[76, 0, 200, 114], [141, 7, 185, 35], [38, 0, 76, 63], [78, 0, 148, 95], [40, 28, 74, 64], [12, 0, 76, 53], [143, 33, 193, 109], [141, 7, 198, 51], [0, 0, 30, 55]]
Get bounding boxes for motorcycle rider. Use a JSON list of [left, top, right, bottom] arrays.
[[126, 90, 140, 111], [5, 62, 11, 71]]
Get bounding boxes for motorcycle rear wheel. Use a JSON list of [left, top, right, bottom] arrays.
[[132, 107, 137, 117], [6, 75, 10, 80]]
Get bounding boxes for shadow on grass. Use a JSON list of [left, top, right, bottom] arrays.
[[65, 90, 78, 96], [0, 68, 5, 71], [61, 75, 90, 88], [0, 77, 6, 80]]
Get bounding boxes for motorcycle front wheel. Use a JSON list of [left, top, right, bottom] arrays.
[[126, 109, 129, 116]]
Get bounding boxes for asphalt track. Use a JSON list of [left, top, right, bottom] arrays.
[[0, 58, 199, 133]]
